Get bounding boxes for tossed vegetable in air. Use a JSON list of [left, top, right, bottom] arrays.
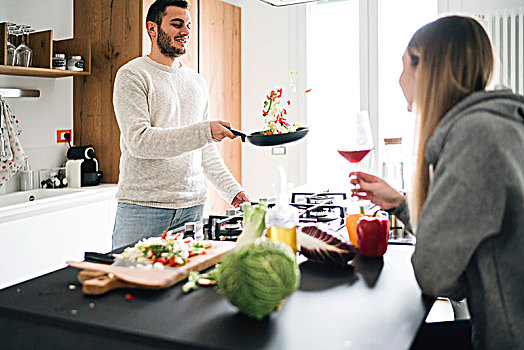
[[298, 224, 358, 265], [235, 202, 268, 250], [216, 239, 300, 320], [356, 216, 390, 258], [261, 87, 299, 135]]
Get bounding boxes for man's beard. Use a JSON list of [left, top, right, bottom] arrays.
[[157, 27, 186, 58]]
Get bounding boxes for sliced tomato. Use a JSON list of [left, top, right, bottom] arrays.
[[154, 257, 168, 265]]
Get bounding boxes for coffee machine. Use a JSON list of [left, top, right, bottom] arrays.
[[65, 146, 103, 187]]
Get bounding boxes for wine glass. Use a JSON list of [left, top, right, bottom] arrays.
[[337, 110, 374, 200], [14, 25, 34, 67]]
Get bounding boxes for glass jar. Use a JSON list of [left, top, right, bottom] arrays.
[[381, 137, 404, 190], [67, 56, 84, 71], [52, 53, 67, 70]]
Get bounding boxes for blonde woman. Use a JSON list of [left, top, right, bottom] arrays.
[[351, 16, 524, 349]]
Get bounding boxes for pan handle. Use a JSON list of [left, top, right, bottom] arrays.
[[225, 126, 246, 142]]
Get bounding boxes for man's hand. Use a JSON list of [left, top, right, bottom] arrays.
[[231, 191, 250, 208], [349, 171, 404, 210], [210, 120, 236, 142]]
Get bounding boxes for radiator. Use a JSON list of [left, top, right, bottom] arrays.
[[479, 8, 524, 94]]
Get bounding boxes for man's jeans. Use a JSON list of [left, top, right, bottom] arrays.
[[112, 202, 204, 249]]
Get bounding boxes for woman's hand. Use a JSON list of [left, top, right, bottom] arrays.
[[349, 171, 404, 210], [231, 191, 250, 208]]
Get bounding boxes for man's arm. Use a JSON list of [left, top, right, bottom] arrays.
[[201, 143, 245, 205], [113, 68, 213, 159]]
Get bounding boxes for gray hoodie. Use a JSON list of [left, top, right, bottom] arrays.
[[398, 90, 523, 349]]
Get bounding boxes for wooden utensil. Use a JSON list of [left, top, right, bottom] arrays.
[[68, 241, 235, 295]]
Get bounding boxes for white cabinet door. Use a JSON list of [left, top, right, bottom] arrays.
[[0, 198, 115, 289]]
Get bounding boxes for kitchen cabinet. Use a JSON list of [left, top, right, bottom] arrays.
[[0, 22, 91, 78], [0, 185, 117, 290], [73, 0, 241, 214]]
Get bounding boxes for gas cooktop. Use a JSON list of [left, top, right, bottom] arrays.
[[206, 190, 349, 241]]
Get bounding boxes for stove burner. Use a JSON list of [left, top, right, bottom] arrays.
[[292, 203, 345, 224], [206, 190, 349, 241], [307, 195, 334, 205], [292, 191, 347, 204]]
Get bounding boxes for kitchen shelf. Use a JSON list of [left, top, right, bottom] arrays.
[[0, 65, 89, 78], [0, 22, 91, 78]]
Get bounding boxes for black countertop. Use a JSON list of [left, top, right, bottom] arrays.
[[0, 245, 430, 350]]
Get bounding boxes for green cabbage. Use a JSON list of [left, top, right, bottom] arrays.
[[216, 239, 300, 320]]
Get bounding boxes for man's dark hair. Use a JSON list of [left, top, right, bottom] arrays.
[[146, 0, 190, 28]]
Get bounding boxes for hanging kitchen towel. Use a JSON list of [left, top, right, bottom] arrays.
[[0, 96, 27, 187]]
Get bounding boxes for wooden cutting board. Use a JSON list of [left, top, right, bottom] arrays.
[[67, 241, 235, 295]]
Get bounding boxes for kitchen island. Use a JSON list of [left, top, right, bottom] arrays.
[[0, 245, 430, 350]]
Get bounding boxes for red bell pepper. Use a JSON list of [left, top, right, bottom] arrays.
[[356, 216, 390, 257]]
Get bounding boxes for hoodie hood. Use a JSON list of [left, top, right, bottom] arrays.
[[425, 89, 524, 166]]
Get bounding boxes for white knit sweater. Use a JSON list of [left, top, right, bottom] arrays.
[[113, 56, 242, 209]]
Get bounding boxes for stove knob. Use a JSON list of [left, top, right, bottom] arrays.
[[225, 208, 237, 216]]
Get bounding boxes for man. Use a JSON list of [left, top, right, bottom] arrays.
[[112, 0, 249, 249]]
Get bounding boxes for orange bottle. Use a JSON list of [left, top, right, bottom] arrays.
[[345, 206, 370, 247]]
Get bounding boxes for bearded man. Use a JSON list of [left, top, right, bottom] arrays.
[[112, 0, 248, 249]]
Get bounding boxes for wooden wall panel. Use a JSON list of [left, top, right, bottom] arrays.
[[73, 0, 142, 184], [199, 0, 242, 214], [28, 30, 52, 68]]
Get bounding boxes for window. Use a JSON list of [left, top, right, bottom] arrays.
[[377, 0, 437, 190], [306, 0, 360, 188], [306, 0, 437, 191]]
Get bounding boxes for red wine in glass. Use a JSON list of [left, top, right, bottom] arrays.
[[338, 148, 372, 201], [338, 149, 372, 164]]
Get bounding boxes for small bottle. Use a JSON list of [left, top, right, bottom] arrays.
[[265, 166, 299, 255], [52, 53, 66, 70], [20, 159, 34, 191], [67, 55, 84, 71]]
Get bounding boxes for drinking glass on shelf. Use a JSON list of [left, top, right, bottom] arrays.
[[14, 26, 34, 67], [336, 110, 374, 200]]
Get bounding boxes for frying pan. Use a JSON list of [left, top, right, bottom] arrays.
[[226, 126, 309, 147]]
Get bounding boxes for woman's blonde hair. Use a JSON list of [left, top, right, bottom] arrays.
[[408, 16, 494, 221]]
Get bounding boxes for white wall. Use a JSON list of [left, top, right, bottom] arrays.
[[223, 0, 308, 201], [0, 0, 73, 194]]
